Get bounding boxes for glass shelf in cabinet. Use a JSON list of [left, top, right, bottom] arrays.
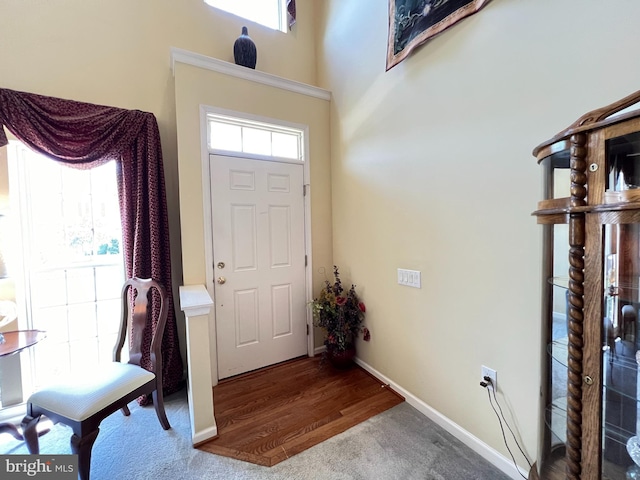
[[602, 347, 640, 404], [549, 341, 640, 404], [545, 397, 637, 450], [548, 277, 569, 290], [548, 338, 568, 367], [604, 278, 640, 302], [547, 276, 640, 302], [544, 397, 567, 446], [604, 420, 635, 449]]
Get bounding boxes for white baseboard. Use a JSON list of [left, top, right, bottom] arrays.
[[354, 357, 528, 480], [192, 425, 218, 446]]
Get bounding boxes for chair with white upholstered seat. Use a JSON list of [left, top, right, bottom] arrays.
[[21, 278, 171, 480]]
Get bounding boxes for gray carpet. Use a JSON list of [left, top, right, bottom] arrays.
[[0, 389, 512, 479]]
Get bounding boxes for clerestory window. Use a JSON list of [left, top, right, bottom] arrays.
[[204, 0, 289, 33]]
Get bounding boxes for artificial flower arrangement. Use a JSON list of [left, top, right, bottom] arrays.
[[311, 266, 370, 353]]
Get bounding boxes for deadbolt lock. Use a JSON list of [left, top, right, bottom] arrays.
[[584, 375, 594, 385], [217, 262, 225, 269]]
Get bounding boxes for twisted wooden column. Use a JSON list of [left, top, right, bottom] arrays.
[[566, 132, 587, 480]]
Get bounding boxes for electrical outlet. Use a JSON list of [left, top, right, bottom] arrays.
[[481, 365, 497, 391]]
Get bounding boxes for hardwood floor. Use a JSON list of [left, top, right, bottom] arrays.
[[197, 355, 405, 466]]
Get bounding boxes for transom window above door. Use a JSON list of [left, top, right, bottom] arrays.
[[204, 0, 288, 32], [207, 113, 304, 161]]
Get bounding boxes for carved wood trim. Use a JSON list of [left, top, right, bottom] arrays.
[[574, 89, 640, 127], [538, 197, 572, 211], [535, 214, 569, 225], [566, 132, 587, 480], [534, 139, 571, 163], [533, 90, 640, 157]]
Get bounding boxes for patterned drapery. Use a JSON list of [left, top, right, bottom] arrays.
[[287, 0, 296, 29], [0, 88, 183, 402]]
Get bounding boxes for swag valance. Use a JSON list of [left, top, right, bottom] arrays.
[[0, 88, 182, 399]]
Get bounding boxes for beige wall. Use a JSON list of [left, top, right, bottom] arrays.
[[6, 0, 640, 472], [0, 0, 319, 356], [316, 0, 640, 470]]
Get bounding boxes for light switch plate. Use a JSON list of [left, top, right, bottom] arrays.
[[397, 268, 421, 288]]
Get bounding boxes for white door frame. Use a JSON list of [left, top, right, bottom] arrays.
[[199, 105, 313, 386]]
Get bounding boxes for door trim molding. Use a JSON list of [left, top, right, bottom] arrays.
[[199, 105, 313, 385]]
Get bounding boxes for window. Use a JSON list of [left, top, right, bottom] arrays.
[[204, 0, 287, 33], [6, 143, 125, 400], [208, 114, 303, 161]]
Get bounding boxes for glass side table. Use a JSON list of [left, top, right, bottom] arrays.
[[0, 330, 46, 440]]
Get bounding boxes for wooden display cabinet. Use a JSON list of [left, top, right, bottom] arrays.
[[531, 90, 640, 480]]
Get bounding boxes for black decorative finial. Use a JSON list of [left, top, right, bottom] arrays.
[[233, 26, 257, 69]]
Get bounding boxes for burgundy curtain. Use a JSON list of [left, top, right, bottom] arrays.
[[287, 0, 296, 29], [0, 88, 183, 401]]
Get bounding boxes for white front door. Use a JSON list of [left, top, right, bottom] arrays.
[[210, 155, 307, 379]]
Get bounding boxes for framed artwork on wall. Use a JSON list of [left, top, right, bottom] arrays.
[[386, 0, 492, 70]]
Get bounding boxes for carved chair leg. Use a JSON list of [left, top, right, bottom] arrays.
[[121, 405, 131, 417], [20, 415, 41, 454], [152, 389, 170, 430], [70, 429, 99, 480], [0, 422, 24, 441]]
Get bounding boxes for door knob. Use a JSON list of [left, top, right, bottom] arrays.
[[217, 277, 226, 285]]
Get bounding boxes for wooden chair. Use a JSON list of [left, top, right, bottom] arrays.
[[21, 278, 171, 480]]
